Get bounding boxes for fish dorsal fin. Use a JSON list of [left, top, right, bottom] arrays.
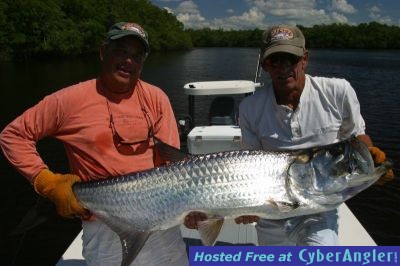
[[197, 218, 224, 246], [154, 136, 188, 162], [120, 231, 152, 266]]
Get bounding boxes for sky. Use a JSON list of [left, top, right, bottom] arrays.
[[150, 0, 400, 29]]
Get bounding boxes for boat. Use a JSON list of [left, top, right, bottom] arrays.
[[57, 79, 376, 265]]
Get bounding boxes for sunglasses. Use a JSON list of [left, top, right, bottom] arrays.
[[106, 99, 154, 146], [110, 47, 145, 64], [265, 53, 303, 68]]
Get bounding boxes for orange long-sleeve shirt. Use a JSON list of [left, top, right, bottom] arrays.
[[0, 78, 179, 183]]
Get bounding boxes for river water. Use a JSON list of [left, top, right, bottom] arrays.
[[0, 48, 399, 265]]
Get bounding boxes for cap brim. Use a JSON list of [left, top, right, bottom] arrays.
[[262, 45, 304, 61], [109, 32, 150, 53]]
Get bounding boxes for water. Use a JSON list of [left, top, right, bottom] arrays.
[[1, 48, 399, 265]]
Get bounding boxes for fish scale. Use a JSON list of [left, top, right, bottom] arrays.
[[73, 138, 389, 266]]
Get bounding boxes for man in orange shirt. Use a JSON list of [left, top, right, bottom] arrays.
[[0, 22, 188, 266]]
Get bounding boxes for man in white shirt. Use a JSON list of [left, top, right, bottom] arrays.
[[237, 25, 393, 245]]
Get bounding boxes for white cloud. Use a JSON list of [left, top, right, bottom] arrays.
[[162, 7, 174, 14], [368, 5, 380, 13], [250, 0, 316, 12], [171, 0, 266, 29], [331, 0, 357, 14], [208, 0, 335, 28], [246, 0, 350, 26], [367, 5, 394, 25], [167, 0, 358, 29], [177, 13, 206, 24], [174, 0, 208, 28], [330, 11, 349, 23], [176, 0, 200, 14], [373, 15, 393, 25], [211, 7, 265, 29], [368, 9, 393, 25]]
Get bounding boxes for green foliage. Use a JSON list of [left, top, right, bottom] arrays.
[[299, 22, 400, 49], [0, 0, 192, 60], [188, 23, 400, 50], [1, 0, 399, 61], [0, 1, 11, 60]]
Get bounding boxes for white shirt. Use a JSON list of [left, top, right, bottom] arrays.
[[239, 74, 365, 150]]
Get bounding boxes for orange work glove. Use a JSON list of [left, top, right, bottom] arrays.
[[368, 147, 394, 186], [34, 169, 90, 219]]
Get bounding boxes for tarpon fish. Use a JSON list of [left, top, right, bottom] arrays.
[[73, 137, 390, 266]]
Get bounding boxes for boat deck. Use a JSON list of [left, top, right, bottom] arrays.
[[56, 203, 376, 265]]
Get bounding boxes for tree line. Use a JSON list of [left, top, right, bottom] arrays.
[[0, 0, 192, 60], [0, 0, 399, 61], [188, 22, 400, 50]]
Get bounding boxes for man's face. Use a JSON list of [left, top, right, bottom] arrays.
[[262, 52, 308, 92], [100, 37, 146, 93]]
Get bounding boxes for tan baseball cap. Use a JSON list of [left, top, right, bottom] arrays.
[[261, 25, 305, 61]]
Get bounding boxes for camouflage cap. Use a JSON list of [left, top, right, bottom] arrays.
[[261, 25, 305, 61], [106, 22, 150, 54]]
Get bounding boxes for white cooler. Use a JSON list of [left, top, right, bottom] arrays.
[[187, 125, 243, 155]]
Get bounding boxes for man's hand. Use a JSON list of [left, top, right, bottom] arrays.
[[368, 147, 394, 185], [184, 212, 207, 229], [34, 169, 91, 219], [234, 215, 260, 224]]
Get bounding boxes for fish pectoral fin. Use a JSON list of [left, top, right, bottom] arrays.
[[267, 199, 299, 212], [119, 230, 152, 266], [197, 218, 224, 246], [154, 136, 189, 162]]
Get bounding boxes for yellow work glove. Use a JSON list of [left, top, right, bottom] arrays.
[[368, 147, 394, 186], [34, 169, 89, 218]]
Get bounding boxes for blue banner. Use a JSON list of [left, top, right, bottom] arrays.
[[189, 246, 399, 265]]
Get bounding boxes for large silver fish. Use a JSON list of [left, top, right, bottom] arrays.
[[73, 137, 389, 266]]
